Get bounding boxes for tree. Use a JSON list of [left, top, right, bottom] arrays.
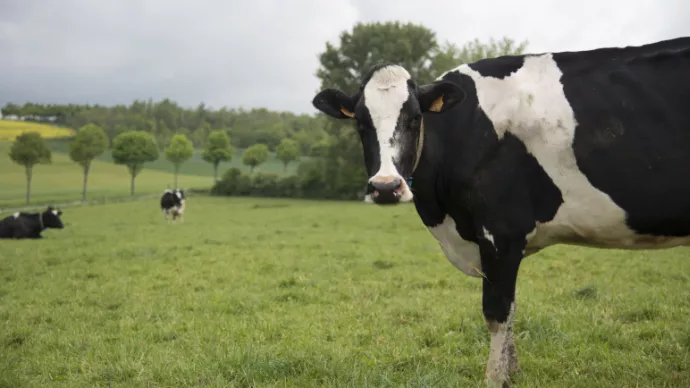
[[201, 130, 233, 182], [164, 133, 195, 187], [68, 123, 109, 201], [275, 138, 300, 172], [111, 131, 159, 195], [242, 143, 268, 173], [9, 132, 51, 204]]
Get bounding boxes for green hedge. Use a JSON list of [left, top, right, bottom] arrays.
[[210, 161, 366, 201]]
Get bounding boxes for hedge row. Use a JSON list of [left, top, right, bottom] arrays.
[[210, 161, 366, 201]]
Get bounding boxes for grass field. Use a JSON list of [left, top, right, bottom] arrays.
[[0, 141, 212, 209], [0, 120, 74, 141], [1, 196, 688, 387]]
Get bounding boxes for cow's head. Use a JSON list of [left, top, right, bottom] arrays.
[[312, 63, 465, 205], [175, 188, 186, 203], [42, 207, 64, 229]]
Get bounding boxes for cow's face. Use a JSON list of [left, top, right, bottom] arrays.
[[43, 207, 64, 229], [175, 189, 186, 204], [312, 64, 465, 205]]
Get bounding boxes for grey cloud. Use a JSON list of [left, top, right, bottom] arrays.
[[1, 0, 688, 115]]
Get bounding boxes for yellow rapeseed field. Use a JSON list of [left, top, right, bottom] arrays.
[[0, 120, 74, 140]]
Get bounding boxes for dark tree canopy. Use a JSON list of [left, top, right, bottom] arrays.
[[68, 123, 110, 200], [9, 132, 52, 204], [111, 131, 159, 195], [202, 130, 234, 181]]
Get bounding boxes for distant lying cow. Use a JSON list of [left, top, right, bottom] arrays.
[[160, 188, 186, 223], [0, 207, 65, 239]]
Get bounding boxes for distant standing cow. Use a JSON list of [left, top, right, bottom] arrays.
[[160, 188, 186, 223], [0, 207, 65, 239]]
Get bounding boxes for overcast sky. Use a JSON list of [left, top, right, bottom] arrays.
[[1, 0, 688, 115]]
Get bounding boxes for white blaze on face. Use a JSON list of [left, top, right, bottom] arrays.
[[363, 66, 411, 180], [12, 212, 19, 219], [51, 210, 58, 216]]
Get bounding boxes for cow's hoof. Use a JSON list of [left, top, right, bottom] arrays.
[[485, 369, 512, 388], [484, 376, 511, 388]]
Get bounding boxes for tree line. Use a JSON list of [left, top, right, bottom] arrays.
[[8, 125, 302, 204], [5, 21, 529, 204], [2, 100, 328, 158]]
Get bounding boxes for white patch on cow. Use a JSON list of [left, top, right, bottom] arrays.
[[51, 210, 58, 216], [427, 215, 482, 277], [12, 212, 19, 219], [448, 55, 689, 250], [364, 65, 414, 203], [485, 302, 517, 385], [175, 191, 182, 199], [482, 227, 495, 245]]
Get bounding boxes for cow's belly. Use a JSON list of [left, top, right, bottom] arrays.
[[526, 197, 690, 251], [426, 215, 483, 278]]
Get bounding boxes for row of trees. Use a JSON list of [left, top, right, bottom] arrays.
[[1, 101, 328, 158], [8, 122, 306, 204], [8, 124, 303, 204]]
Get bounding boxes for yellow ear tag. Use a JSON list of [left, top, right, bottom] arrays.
[[429, 95, 444, 112], [340, 107, 355, 118]]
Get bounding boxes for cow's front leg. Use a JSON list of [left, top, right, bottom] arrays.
[[481, 235, 524, 387]]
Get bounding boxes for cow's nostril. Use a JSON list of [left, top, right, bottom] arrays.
[[371, 178, 402, 193]]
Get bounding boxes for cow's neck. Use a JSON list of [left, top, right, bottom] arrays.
[[412, 109, 498, 230], [29, 213, 45, 230], [411, 118, 450, 227]]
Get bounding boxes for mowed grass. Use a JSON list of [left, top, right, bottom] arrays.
[[0, 196, 689, 387], [0, 120, 74, 141], [0, 141, 211, 208]]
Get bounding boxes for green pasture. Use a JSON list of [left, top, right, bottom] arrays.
[[0, 196, 688, 387]]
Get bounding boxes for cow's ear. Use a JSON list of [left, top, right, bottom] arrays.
[[312, 89, 357, 119], [418, 81, 466, 114]]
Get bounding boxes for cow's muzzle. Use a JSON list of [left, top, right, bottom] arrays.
[[367, 176, 405, 205]]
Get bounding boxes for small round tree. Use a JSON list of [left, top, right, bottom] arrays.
[[165, 133, 195, 187], [202, 130, 233, 182], [276, 138, 300, 172], [111, 131, 159, 196], [242, 143, 269, 173], [68, 123, 109, 200], [9, 131, 51, 204]]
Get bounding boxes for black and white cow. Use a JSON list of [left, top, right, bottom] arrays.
[[312, 37, 690, 386], [160, 188, 186, 223], [0, 206, 65, 239]]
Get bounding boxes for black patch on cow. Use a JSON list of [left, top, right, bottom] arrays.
[[560, 42, 690, 236], [467, 55, 526, 79]]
